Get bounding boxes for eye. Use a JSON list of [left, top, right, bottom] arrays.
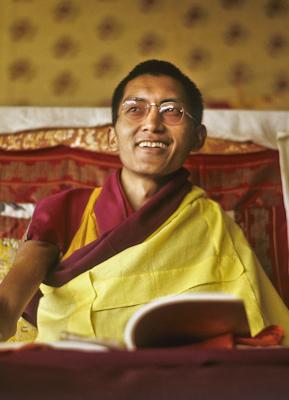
[[161, 103, 182, 116], [163, 106, 174, 113], [122, 100, 147, 119], [123, 100, 140, 112], [126, 105, 141, 113]]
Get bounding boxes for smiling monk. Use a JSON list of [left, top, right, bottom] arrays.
[[0, 60, 289, 345]]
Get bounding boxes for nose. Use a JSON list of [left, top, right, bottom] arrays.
[[141, 104, 165, 133]]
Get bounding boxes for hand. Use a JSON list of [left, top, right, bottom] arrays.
[[0, 299, 17, 341]]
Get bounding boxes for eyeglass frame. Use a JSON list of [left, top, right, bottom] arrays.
[[119, 97, 197, 126]]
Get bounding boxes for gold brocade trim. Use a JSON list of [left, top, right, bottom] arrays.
[[198, 137, 266, 154], [7, 317, 37, 343], [0, 125, 266, 154], [0, 125, 115, 153], [0, 238, 19, 282]]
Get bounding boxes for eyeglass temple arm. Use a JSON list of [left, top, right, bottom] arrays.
[[185, 111, 198, 124]]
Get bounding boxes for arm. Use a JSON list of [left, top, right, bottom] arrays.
[[0, 240, 59, 341]]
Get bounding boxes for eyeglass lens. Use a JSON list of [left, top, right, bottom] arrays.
[[122, 100, 184, 125]]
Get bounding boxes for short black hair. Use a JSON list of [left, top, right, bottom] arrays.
[[111, 59, 203, 126]]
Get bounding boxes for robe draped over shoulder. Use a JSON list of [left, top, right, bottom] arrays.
[[26, 168, 289, 345]]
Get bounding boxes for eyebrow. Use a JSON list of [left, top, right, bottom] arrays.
[[123, 96, 183, 103], [160, 97, 182, 103], [123, 96, 144, 102]]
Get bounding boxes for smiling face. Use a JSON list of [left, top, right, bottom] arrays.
[[111, 74, 206, 181]]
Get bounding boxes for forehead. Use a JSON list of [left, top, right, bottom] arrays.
[[122, 74, 187, 102]]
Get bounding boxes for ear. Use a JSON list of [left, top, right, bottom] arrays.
[[108, 126, 119, 152], [192, 124, 207, 151]]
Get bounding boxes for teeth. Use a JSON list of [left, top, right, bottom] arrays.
[[138, 141, 167, 149]]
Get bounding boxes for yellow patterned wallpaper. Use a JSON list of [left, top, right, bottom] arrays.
[[0, 0, 288, 109]]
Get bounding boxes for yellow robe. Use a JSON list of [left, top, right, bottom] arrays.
[[36, 186, 289, 345]]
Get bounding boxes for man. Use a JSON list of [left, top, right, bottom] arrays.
[[0, 60, 288, 344]]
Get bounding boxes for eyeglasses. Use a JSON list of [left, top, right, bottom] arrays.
[[120, 98, 196, 126]]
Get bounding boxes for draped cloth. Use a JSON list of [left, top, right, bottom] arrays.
[[24, 168, 192, 323], [27, 168, 192, 286], [24, 168, 289, 345]]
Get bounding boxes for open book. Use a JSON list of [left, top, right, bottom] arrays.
[[124, 293, 250, 350], [57, 293, 250, 350], [0, 293, 250, 352]]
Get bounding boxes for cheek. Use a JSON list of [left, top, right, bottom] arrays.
[[175, 134, 194, 156], [116, 135, 136, 166], [115, 121, 136, 143]]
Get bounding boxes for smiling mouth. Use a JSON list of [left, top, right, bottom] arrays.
[[137, 141, 168, 149]]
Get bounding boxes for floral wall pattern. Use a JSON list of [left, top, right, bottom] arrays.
[[0, 0, 288, 109]]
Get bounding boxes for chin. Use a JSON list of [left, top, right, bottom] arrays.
[[138, 167, 178, 179]]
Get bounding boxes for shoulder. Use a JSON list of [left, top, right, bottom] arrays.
[[184, 186, 239, 232], [36, 187, 95, 210], [193, 192, 247, 247], [183, 186, 223, 216], [27, 187, 98, 251]]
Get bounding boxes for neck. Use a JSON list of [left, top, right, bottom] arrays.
[[120, 169, 170, 211]]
